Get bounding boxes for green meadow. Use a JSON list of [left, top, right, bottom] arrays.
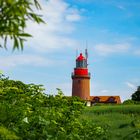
[[81, 105, 140, 140]]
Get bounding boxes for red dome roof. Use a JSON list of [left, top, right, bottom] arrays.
[[76, 53, 86, 61]]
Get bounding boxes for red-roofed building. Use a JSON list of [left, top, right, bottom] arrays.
[[90, 96, 121, 103]]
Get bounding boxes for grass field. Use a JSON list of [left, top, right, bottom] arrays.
[[80, 105, 140, 140]]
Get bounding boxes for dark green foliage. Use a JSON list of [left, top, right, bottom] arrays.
[[123, 99, 140, 105], [0, 0, 45, 50], [123, 99, 135, 105], [0, 75, 105, 139], [132, 87, 140, 101], [77, 120, 107, 140]]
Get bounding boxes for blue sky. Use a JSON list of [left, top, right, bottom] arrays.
[[1, 0, 140, 101]]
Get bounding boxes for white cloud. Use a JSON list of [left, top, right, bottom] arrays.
[[125, 82, 136, 90], [0, 53, 68, 70], [25, 0, 81, 52], [0, 54, 51, 69], [66, 14, 81, 22], [65, 8, 81, 22], [94, 43, 131, 56]]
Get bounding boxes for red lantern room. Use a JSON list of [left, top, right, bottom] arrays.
[[74, 53, 88, 76]]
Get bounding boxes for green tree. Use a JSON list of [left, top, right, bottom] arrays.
[[132, 86, 140, 101], [0, 0, 45, 50]]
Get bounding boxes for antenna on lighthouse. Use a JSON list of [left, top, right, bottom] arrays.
[[76, 48, 78, 58], [85, 41, 88, 60], [85, 41, 89, 67]]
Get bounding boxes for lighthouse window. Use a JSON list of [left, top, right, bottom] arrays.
[[76, 60, 87, 68]]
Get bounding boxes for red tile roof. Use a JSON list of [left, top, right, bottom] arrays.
[[89, 96, 121, 104]]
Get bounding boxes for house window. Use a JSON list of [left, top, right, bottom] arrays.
[[108, 97, 115, 103], [94, 97, 100, 103]]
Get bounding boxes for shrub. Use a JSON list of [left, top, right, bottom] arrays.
[[123, 99, 135, 105], [123, 99, 140, 105], [0, 75, 105, 139]]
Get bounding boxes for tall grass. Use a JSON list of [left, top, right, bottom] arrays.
[[80, 105, 140, 140], [84, 105, 140, 115]]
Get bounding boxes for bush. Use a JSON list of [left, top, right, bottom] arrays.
[[123, 99, 135, 105], [123, 99, 140, 105], [0, 75, 105, 139]]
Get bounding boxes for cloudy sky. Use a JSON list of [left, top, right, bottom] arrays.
[[1, 0, 140, 101]]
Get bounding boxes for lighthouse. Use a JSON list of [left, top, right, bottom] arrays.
[[71, 51, 90, 100]]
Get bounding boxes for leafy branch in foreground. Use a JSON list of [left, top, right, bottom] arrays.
[[0, 0, 45, 50]]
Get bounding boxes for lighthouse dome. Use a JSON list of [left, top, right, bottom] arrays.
[[76, 53, 86, 61]]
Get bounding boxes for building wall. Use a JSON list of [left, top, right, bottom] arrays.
[[72, 76, 90, 100]]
